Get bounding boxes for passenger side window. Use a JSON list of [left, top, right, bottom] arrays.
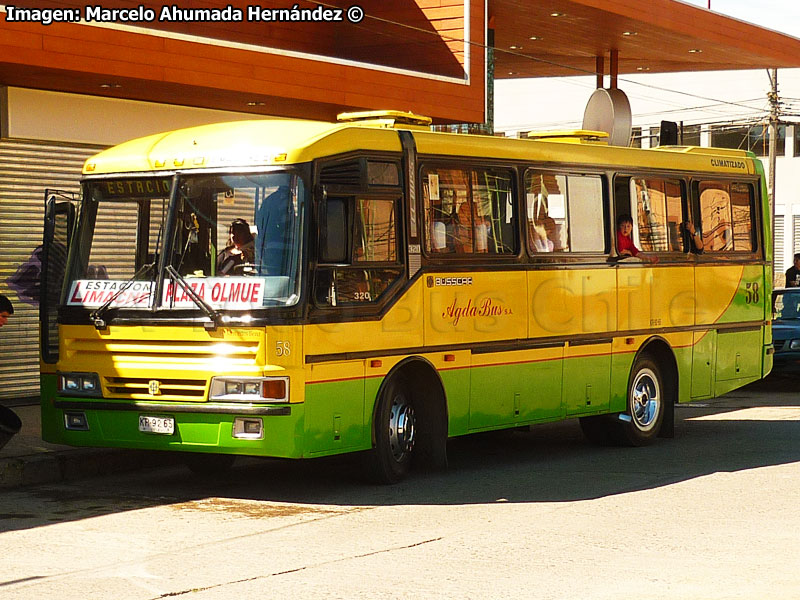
[[422, 167, 516, 255], [698, 180, 755, 252], [315, 196, 402, 307], [731, 183, 756, 251], [524, 170, 605, 253], [353, 198, 396, 262], [630, 178, 684, 252]]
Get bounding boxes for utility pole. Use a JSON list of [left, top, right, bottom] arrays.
[[768, 68, 779, 283], [768, 69, 779, 218]]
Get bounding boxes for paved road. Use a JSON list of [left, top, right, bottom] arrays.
[[2, 374, 800, 599]]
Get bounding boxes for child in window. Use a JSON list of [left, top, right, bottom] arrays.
[[616, 215, 658, 264]]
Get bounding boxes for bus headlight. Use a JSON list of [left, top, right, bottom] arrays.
[[209, 377, 289, 403], [790, 339, 800, 350], [58, 372, 102, 397]]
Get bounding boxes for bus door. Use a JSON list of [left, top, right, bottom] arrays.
[[307, 174, 411, 453], [418, 165, 530, 430], [40, 190, 77, 365]]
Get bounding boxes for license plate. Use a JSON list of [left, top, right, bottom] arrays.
[[138, 415, 175, 435]]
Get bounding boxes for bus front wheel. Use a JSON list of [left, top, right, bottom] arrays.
[[619, 355, 665, 446], [365, 377, 416, 484]]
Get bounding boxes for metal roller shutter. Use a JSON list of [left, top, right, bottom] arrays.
[[793, 214, 800, 257], [0, 138, 104, 402], [91, 201, 139, 279]]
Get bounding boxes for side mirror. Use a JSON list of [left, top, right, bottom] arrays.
[[320, 198, 349, 263]]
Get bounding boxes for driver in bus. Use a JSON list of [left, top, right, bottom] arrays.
[[217, 218, 255, 275]]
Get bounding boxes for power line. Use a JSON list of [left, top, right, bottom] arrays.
[[498, 107, 771, 133], [310, 0, 793, 125], [343, 1, 780, 113]]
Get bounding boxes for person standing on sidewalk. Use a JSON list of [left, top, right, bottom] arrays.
[[785, 254, 800, 288], [0, 294, 13, 328]]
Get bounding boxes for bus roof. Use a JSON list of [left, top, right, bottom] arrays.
[[83, 114, 757, 177]]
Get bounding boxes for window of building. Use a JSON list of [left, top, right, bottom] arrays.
[[648, 126, 661, 147], [630, 127, 643, 148], [697, 180, 755, 252], [710, 125, 783, 156], [524, 170, 605, 254], [681, 124, 702, 146], [422, 167, 516, 255]]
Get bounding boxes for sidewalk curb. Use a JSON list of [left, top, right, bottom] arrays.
[[0, 448, 178, 489]]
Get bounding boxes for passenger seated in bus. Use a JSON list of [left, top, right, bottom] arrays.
[[473, 216, 490, 253], [529, 194, 561, 252], [541, 214, 564, 251], [529, 222, 553, 252], [454, 200, 475, 253], [217, 218, 255, 275], [616, 215, 658, 264], [431, 221, 448, 252]]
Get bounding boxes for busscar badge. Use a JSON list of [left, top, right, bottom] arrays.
[[148, 380, 161, 396]]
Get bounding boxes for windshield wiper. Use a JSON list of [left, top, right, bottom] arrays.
[[164, 265, 221, 330], [90, 262, 156, 330]]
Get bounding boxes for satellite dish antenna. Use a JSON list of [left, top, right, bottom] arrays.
[[582, 88, 633, 147]]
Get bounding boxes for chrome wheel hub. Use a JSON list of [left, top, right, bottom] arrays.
[[631, 368, 660, 432], [388, 396, 416, 462]]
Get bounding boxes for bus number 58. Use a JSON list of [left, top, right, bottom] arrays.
[[745, 282, 760, 304], [276, 341, 291, 356]]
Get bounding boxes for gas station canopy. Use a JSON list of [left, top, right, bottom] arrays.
[[1, 0, 800, 123], [492, 0, 800, 78]]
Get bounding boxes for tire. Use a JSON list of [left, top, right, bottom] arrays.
[[618, 355, 665, 446], [183, 453, 236, 477], [365, 377, 417, 484]]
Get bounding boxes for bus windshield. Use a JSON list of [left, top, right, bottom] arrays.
[[64, 171, 304, 313]]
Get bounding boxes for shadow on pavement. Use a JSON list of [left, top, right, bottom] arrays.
[[2, 370, 800, 532]]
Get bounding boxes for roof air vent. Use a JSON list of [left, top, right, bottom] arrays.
[[337, 110, 432, 128]]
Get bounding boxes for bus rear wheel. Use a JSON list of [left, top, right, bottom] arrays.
[[619, 356, 665, 446], [365, 377, 416, 484]]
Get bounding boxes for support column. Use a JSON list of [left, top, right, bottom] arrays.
[[641, 127, 651, 149], [700, 125, 711, 147], [485, 26, 494, 135], [596, 56, 604, 89], [610, 49, 619, 89]]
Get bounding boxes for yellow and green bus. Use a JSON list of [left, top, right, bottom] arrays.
[[39, 110, 772, 483]]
